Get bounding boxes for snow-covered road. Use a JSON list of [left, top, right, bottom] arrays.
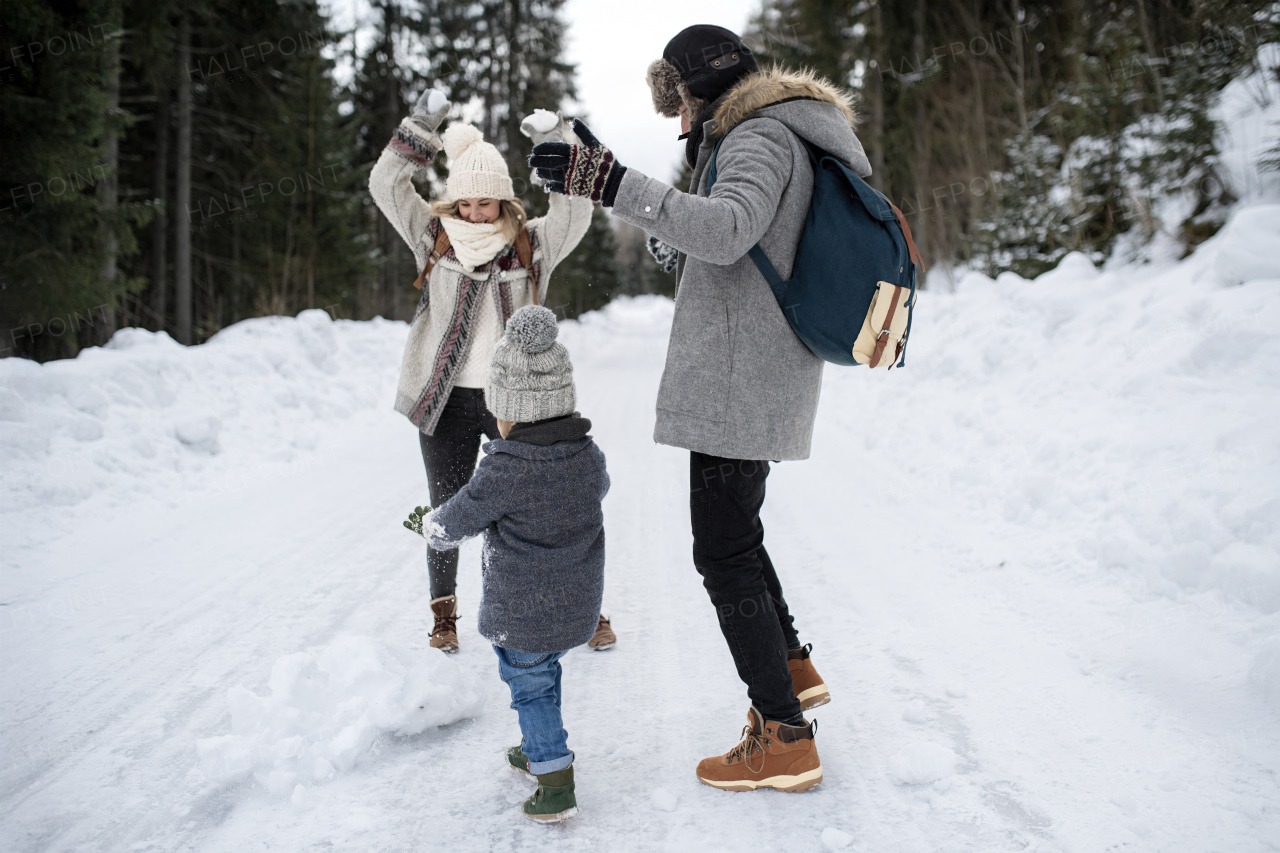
[[3, 224, 1280, 851]]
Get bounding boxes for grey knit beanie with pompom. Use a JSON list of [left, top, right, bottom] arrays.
[[485, 305, 576, 423]]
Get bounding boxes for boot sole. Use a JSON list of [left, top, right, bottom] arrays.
[[430, 642, 459, 653], [524, 806, 579, 822], [509, 763, 535, 780], [588, 641, 615, 650], [797, 683, 830, 711], [697, 766, 823, 793]]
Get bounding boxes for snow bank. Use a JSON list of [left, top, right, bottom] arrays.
[[0, 310, 405, 516], [196, 636, 484, 795], [1216, 204, 1280, 285], [827, 205, 1280, 617]]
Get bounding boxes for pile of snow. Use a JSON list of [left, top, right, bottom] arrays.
[[0, 310, 405, 517], [1216, 43, 1280, 204], [888, 742, 958, 785], [833, 206, 1280, 617], [1216, 204, 1280, 285], [196, 636, 484, 796]]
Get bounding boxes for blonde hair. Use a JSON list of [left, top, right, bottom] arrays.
[[430, 198, 526, 244]]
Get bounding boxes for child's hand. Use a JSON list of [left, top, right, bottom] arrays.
[[404, 505, 433, 537]]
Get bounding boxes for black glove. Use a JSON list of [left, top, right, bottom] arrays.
[[528, 119, 627, 206], [646, 235, 679, 274]]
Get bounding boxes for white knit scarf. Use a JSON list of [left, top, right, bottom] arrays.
[[438, 215, 510, 272]]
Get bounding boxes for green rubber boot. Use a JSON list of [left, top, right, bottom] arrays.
[[522, 766, 578, 823], [507, 741, 534, 779]]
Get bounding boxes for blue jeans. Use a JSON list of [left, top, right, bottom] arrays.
[[493, 646, 573, 775]]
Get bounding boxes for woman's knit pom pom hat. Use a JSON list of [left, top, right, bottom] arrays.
[[486, 306, 576, 424], [442, 123, 515, 202]]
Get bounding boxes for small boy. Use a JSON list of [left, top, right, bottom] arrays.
[[421, 305, 608, 823]]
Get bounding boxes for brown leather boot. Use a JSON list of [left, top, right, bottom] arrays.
[[587, 615, 615, 650], [695, 707, 823, 792], [429, 595, 458, 653], [788, 644, 830, 711]]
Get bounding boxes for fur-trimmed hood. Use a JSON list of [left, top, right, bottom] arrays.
[[710, 66, 857, 139]]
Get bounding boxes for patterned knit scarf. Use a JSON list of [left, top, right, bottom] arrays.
[[439, 216, 510, 272]]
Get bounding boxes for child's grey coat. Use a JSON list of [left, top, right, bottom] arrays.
[[424, 416, 608, 653]]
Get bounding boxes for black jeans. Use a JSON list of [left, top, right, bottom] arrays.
[[690, 451, 803, 725], [418, 387, 500, 598]]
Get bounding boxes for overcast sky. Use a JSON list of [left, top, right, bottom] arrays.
[[562, 0, 757, 182], [323, 1, 758, 184]]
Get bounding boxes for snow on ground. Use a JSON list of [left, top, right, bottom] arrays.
[[2, 207, 1280, 851]]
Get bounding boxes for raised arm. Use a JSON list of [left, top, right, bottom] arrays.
[[369, 89, 451, 268], [520, 112, 593, 279], [607, 120, 792, 266]]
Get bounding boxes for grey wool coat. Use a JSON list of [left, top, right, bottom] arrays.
[[610, 68, 873, 461], [423, 415, 609, 654]]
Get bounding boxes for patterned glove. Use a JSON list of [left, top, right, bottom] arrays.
[[646, 235, 679, 273], [528, 119, 627, 206]]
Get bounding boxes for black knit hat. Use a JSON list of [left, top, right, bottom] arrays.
[[662, 25, 758, 103]]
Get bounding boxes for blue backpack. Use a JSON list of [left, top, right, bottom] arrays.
[[708, 123, 923, 368]]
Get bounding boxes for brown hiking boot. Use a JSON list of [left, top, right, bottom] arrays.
[[429, 595, 458, 653], [788, 644, 830, 711], [695, 707, 823, 792], [587, 615, 615, 650]]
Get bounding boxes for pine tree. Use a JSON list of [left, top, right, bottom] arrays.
[[0, 0, 151, 360]]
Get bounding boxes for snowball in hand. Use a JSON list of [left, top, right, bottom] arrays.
[[427, 89, 448, 114], [523, 109, 560, 134]]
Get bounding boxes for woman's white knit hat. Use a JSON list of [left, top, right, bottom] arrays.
[[486, 306, 575, 423], [442, 124, 514, 201]]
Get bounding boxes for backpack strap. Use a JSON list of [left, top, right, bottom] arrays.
[[514, 225, 537, 306], [887, 202, 926, 275], [413, 228, 452, 291]]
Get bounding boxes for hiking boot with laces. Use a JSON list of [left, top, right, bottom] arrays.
[[587, 615, 615, 650], [429, 595, 458, 653], [507, 741, 534, 779], [695, 707, 823, 792], [788, 643, 830, 711], [522, 766, 578, 822]]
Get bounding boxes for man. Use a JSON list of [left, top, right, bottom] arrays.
[[529, 24, 872, 792]]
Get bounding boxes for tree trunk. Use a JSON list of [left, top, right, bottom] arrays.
[[174, 13, 193, 344], [912, 0, 929, 282], [99, 8, 122, 339], [150, 85, 170, 332], [866, 1, 886, 190]]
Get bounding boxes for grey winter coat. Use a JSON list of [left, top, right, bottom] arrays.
[[610, 68, 873, 461], [423, 415, 609, 653]]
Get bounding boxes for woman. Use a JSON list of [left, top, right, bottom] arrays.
[[370, 88, 616, 653]]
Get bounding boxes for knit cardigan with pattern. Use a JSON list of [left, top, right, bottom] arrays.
[[370, 116, 593, 435]]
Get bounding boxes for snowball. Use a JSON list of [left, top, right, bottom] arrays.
[[426, 89, 448, 114], [174, 415, 222, 452], [821, 826, 854, 850], [944, 684, 967, 698], [650, 787, 677, 812], [196, 636, 485, 793], [889, 742, 957, 785], [902, 699, 929, 723], [525, 109, 559, 134], [1217, 205, 1280, 285]]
